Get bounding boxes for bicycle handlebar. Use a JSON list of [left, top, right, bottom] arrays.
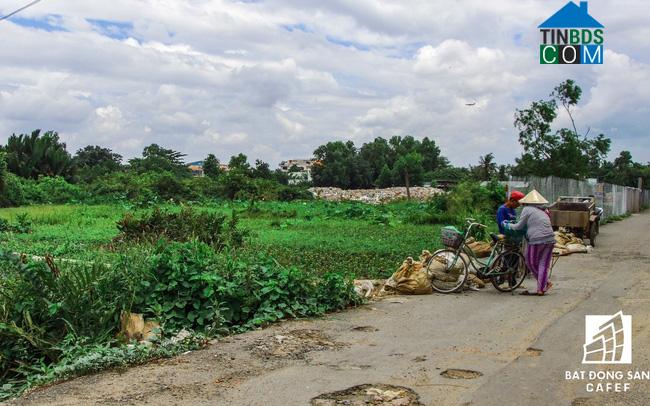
[[465, 218, 487, 229]]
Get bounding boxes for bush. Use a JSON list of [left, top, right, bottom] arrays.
[[0, 175, 84, 206], [33, 176, 84, 204], [401, 180, 504, 228], [116, 207, 247, 248], [136, 241, 226, 333], [0, 251, 143, 392]]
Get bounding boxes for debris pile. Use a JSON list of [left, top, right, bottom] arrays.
[[312, 383, 423, 406], [249, 329, 344, 359], [354, 279, 389, 299], [119, 312, 160, 344], [309, 187, 443, 204]]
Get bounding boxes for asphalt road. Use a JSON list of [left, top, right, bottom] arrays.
[[7, 212, 650, 406]]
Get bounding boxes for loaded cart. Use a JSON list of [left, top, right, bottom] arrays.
[[548, 196, 602, 246]]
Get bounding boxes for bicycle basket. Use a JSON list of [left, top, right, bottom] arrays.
[[441, 226, 463, 249]]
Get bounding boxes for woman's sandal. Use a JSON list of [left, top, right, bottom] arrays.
[[520, 290, 546, 296]]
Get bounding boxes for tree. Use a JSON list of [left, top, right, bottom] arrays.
[[359, 137, 392, 182], [312, 141, 372, 189], [203, 154, 222, 178], [599, 151, 650, 187], [252, 159, 273, 179], [474, 153, 497, 181], [129, 144, 189, 177], [75, 145, 122, 182], [513, 79, 611, 179], [497, 164, 511, 181], [228, 153, 251, 174], [375, 164, 393, 188], [418, 137, 446, 173], [0, 151, 6, 193], [4, 130, 76, 180], [393, 152, 423, 199]]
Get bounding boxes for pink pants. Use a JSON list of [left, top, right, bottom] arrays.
[[525, 243, 554, 293]]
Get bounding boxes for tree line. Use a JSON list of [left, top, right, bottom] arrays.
[[1, 79, 648, 207], [311, 79, 649, 190]]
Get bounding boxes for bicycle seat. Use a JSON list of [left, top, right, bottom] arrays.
[[489, 233, 505, 243]]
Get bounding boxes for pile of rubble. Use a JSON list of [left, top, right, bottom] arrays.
[[309, 187, 443, 204]]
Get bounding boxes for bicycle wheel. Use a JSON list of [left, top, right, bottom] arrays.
[[490, 250, 527, 292], [425, 248, 468, 293]]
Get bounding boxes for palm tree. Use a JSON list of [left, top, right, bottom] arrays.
[[5, 130, 75, 180], [478, 153, 497, 181]]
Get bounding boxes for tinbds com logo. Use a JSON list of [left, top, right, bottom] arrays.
[[539, 1, 604, 64]]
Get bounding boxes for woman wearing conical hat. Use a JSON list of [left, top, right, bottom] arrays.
[[502, 190, 555, 296]]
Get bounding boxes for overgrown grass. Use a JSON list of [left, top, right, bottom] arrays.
[[601, 212, 632, 224], [1, 202, 444, 277], [0, 181, 503, 398]]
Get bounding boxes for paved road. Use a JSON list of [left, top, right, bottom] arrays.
[[8, 212, 650, 406]]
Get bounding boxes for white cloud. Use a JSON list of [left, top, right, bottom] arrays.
[[0, 0, 648, 166]]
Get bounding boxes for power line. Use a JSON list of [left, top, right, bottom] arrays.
[[0, 0, 44, 21]]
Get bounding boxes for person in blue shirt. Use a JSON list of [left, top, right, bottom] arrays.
[[496, 190, 524, 233]]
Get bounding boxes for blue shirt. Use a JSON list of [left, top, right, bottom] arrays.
[[496, 204, 517, 233]]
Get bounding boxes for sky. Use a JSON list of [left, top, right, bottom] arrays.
[[0, 0, 648, 167]]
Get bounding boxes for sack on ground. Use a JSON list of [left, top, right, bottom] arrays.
[[466, 240, 492, 258], [386, 257, 432, 295], [554, 230, 590, 256]]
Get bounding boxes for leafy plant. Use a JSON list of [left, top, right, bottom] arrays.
[[115, 207, 247, 249]]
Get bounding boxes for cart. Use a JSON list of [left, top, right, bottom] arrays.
[[548, 196, 601, 246]]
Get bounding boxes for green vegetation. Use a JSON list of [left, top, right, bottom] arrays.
[[601, 212, 633, 224], [0, 181, 503, 401], [1, 78, 646, 400], [0, 203, 370, 399]]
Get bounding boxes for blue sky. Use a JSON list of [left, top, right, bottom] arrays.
[[0, 0, 648, 166]]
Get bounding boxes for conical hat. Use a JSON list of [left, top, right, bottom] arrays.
[[519, 189, 548, 205]]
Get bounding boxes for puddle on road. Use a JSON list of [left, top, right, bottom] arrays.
[[249, 329, 345, 359], [440, 369, 483, 379], [525, 347, 543, 357], [351, 325, 379, 332], [312, 383, 423, 406]]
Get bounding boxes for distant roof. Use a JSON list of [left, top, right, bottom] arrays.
[[538, 1, 604, 29]]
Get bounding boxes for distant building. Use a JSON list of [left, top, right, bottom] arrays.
[[279, 159, 315, 185], [187, 160, 229, 177], [188, 161, 205, 177]]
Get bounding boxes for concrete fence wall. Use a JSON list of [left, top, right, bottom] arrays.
[[507, 176, 648, 220]]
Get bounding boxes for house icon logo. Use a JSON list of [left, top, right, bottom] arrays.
[[583, 311, 632, 364], [539, 1, 605, 64]]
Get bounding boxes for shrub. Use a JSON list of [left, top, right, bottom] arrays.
[[136, 241, 226, 333], [115, 207, 247, 249], [132, 242, 361, 332], [402, 181, 504, 228], [0, 251, 143, 392], [33, 176, 84, 204]]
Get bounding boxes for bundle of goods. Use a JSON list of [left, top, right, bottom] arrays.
[[554, 229, 592, 256]]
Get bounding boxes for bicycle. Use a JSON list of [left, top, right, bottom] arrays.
[[424, 218, 528, 294]]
